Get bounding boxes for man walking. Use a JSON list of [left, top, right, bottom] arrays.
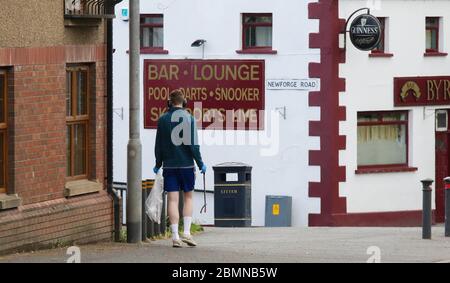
[[153, 89, 207, 248]]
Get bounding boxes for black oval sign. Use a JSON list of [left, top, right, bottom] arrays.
[[349, 14, 382, 51]]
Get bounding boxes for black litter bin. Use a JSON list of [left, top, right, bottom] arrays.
[[213, 162, 252, 227]]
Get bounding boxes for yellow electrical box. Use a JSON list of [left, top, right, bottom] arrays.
[[266, 196, 292, 227]]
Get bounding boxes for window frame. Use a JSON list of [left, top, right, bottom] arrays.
[[0, 70, 7, 194], [140, 14, 168, 54], [371, 17, 386, 54], [356, 111, 410, 171], [66, 66, 90, 181], [239, 13, 276, 54], [426, 17, 440, 53]]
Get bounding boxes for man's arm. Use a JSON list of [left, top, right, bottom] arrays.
[[155, 119, 163, 169], [190, 117, 204, 169]]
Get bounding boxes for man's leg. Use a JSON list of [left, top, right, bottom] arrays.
[[179, 168, 197, 246], [167, 192, 180, 241], [180, 190, 197, 246], [183, 191, 193, 236]]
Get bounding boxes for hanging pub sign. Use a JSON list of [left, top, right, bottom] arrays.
[[394, 77, 450, 106], [349, 14, 382, 51], [144, 59, 265, 130]]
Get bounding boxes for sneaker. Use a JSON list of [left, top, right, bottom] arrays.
[[172, 239, 183, 248], [181, 234, 197, 247]]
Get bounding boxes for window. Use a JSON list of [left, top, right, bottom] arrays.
[[372, 17, 386, 53], [140, 14, 167, 54], [370, 17, 394, 57], [66, 67, 89, 180], [426, 17, 440, 53], [0, 71, 6, 194], [357, 112, 409, 169], [436, 110, 448, 132], [239, 13, 276, 54]]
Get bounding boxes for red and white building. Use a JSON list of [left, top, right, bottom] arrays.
[[337, 0, 450, 226], [113, 0, 450, 227]]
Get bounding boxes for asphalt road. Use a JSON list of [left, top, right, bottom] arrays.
[[1, 227, 450, 263]]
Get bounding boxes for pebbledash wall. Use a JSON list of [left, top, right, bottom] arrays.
[[113, 0, 323, 227], [0, 0, 114, 254], [338, 0, 450, 226]]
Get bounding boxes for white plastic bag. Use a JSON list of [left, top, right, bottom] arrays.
[[145, 171, 164, 224]]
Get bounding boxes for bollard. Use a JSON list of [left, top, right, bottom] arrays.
[[146, 187, 154, 238], [141, 189, 147, 241], [147, 211, 155, 238], [141, 180, 150, 241], [421, 179, 434, 240], [444, 177, 450, 237], [153, 221, 160, 237]]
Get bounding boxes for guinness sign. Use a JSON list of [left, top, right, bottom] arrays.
[[349, 14, 382, 51]]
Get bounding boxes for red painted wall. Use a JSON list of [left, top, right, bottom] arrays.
[[308, 0, 347, 226]]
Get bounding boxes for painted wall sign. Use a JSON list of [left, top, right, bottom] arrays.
[[394, 77, 450, 106], [266, 79, 320, 91], [121, 8, 129, 21], [144, 59, 265, 130], [349, 14, 382, 51]]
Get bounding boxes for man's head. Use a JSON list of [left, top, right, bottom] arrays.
[[169, 89, 187, 108]]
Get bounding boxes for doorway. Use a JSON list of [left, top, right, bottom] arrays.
[[435, 109, 449, 223]]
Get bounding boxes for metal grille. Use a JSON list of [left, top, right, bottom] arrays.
[[64, 0, 114, 17]]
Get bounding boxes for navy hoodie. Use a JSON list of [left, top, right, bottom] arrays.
[[154, 107, 204, 169]]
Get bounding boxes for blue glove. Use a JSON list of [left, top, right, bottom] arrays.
[[153, 167, 160, 174], [200, 165, 207, 174]]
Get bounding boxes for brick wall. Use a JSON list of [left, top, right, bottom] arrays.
[[0, 45, 107, 205], [0, 191, 113, 255], [91, 60, 106, 184], [0, 45, 113, 253], [12, 63, 67, 204]]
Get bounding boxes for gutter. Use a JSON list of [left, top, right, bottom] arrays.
[[106, 0, 123, 242]]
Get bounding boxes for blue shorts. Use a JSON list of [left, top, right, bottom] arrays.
[[163, 168, 196, 193]]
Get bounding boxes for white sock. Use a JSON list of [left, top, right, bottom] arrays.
[[184, 217, 192, 236], [171, 224, 179, 240]]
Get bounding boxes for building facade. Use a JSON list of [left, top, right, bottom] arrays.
[[113, 0, 450, 228], [113, 0, 322, 227], [337, 0, 450, 226], [0, 0, 116, 254]]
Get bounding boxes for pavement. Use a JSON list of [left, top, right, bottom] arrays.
[[0, 227, 450, 263]]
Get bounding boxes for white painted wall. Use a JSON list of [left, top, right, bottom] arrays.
[[113, 0, 321, 227], [340, 0, 450, 213]]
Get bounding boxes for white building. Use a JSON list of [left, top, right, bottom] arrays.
[[113, 0, 321, 227], [338, 0, 450, 225], [113, 0, 450, 227]]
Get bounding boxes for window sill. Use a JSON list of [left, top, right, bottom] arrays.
[[369, 52, 394, 58], [64, 179, 102, 198], [424, 52, 448, 57], [355, 166, 418, 175], [0, 194, 22, 210], [140, 48, 169, 55], [236, 49, 278, 55], [126, 49, 169, 55]]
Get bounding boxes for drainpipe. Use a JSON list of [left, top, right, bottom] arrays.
[[106, 0, 123, 242]]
